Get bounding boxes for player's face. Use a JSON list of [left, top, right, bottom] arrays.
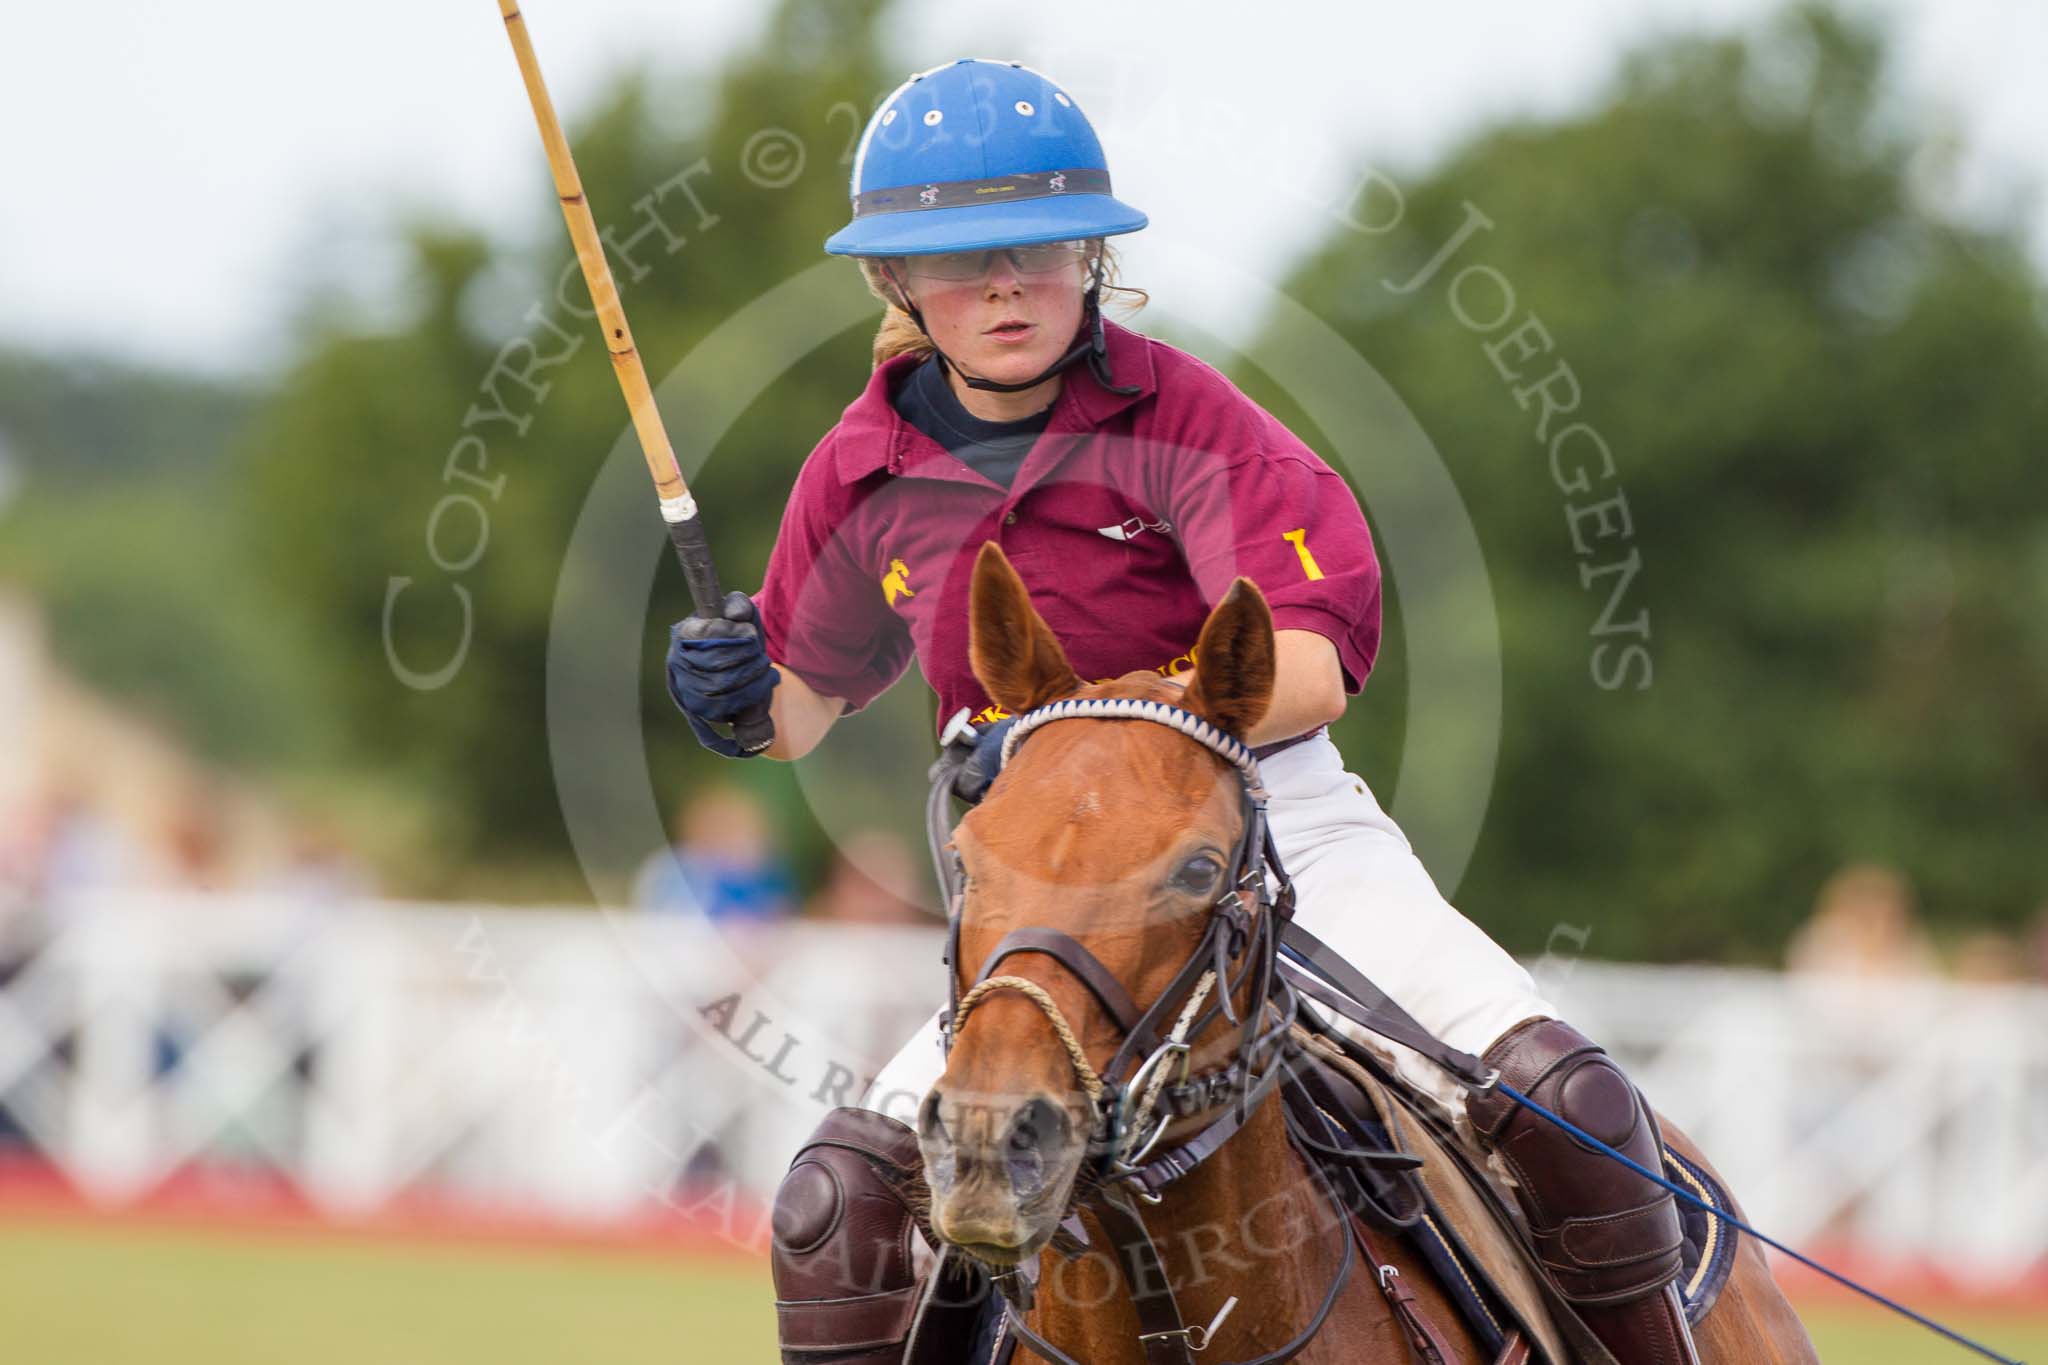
[[896, 243, 1090, 390]]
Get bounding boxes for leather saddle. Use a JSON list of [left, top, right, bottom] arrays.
[[1286, 1018, 1740, 1365]]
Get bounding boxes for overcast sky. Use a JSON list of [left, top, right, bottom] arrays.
[[0, 0, 2040, 378]]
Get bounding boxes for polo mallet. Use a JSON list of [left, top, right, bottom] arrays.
[[495, 0, 774, 755]]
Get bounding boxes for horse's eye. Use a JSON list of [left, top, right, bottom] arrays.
[[1169, 853, 1224, 896]]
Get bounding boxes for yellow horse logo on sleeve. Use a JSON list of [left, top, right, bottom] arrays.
[[882, 557, 917, 607]]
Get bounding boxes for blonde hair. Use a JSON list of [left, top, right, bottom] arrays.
[[853, 241, 1148, 370]]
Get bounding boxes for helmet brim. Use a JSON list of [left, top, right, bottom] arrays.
[[824, 193, 1148, 257]]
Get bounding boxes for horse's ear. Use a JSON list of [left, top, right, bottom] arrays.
[[970, 542, 1084, 713], [1181, 578, 1276, 740]]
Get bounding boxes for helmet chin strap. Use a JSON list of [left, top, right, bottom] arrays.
[[882, 254, 1140, 398]]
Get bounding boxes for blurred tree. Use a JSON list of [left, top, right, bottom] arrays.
[[0, 351, 342, 767], [0, 349, 248, 486], [19, 0, 2041, 945], [1256, 2, 2048, 959]]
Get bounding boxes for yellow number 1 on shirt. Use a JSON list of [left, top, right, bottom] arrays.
[[1282, 528, 1325, 581]]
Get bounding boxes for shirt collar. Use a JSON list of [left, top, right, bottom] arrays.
[[833, 318, 1157, 484]]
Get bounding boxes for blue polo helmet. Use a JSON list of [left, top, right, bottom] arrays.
[[825, 59, 1148, 257]]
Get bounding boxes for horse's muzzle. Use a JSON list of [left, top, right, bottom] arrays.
[[918, 1087, 1082, 1257]]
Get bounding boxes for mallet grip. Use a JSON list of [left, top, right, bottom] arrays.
[[667, 517, 776, 757]]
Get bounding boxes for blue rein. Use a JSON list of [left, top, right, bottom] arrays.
[[1496, 1082, 2027, 1365]]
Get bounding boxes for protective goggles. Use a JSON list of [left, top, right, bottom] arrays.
[[897, 240, 1090, 282]]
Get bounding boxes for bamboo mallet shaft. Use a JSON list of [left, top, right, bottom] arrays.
[[497, 0, 689, 512], [495, 1, 773, 754]]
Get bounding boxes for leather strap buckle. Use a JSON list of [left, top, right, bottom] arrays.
[[1139, 1295, 1239, 1353]]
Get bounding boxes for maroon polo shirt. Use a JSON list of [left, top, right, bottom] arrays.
[[754, 320, 1382, 732]]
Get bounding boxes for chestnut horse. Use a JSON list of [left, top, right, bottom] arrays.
[[918, 543, 1818, 1364]]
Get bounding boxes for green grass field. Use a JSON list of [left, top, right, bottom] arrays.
[[1, 1215, 2041, 1363], [0, 1216, 779, 1364]]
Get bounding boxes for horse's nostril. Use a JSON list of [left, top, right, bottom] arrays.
[[1005, 1097, 1069, 1199], [1034, 1097, 1073, 1148], [919, 1091, 948, 1144]]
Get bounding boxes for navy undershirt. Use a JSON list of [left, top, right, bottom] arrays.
[[891, 354, 1052, 490]]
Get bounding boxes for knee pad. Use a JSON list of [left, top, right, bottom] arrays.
[[771, 1108, 982, 1365], [1466, 1018, 1683, 1306]]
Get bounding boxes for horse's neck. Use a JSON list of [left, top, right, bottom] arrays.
[[1036, 1100, 1341, 1364]]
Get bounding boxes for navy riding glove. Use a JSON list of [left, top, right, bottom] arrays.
[[952, 715, 1018, 804], [666, 591, 780, 759]]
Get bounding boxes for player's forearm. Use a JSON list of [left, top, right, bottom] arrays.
[[765, 664, 845, 761], [1170, 628, 1346, 746], [1248, 630, 1347, 744]]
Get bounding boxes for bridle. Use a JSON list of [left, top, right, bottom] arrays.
[[928, 697, 1357, 1365], [940, 699, 1294, 1179]]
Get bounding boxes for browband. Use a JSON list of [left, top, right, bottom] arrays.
[[1000, 696, 1263, 794]]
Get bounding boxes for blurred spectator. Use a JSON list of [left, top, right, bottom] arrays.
[[1949, 930, 2024, 983], [1785, 862, 1938, 979], [2025, 903, 2048, 983], [634, 785, 795, 923], [0, 801, 33, 915], [264, 822, 373, 905], [161, 786, 232, 892], [806, 830, 924, 926], [34, 783, 141, 899]]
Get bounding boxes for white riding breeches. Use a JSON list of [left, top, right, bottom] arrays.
[[860, 735, 1556, 1128]]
